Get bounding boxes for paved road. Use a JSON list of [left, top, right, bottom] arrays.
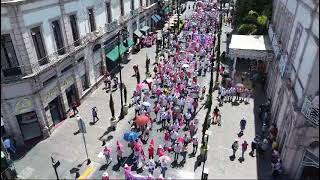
[[14, 1, 276, 179]]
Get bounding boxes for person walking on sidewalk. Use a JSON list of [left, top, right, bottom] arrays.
[[192, 136, 199, 154], [103, 146, 112, 165], [136, 71, 141, 84], [231, 140, 239, 159], [249, 137, 258, 157], [116, 141, 123, 163], [146, 55, 150, 74], [239, 140, 248, 162], [212, 106, 220, 124], [239, 117, 247, 136], [72, 101, 79, 115], [92, 107, 99, 123]]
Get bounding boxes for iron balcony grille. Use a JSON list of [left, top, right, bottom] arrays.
[[301, 96, 319, 127]]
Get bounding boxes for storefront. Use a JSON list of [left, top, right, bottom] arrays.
[[92, 44, 104, 80], [13, 97, 43, 144], [104, 35, 134, 71], [48, 96, 64, 125]]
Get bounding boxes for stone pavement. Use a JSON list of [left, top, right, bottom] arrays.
[[14, 1, 278, 179]]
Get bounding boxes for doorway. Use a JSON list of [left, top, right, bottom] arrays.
[[48, 96, 64, 125], [301, 166, 319, 180], [65, 84, 78, 108]]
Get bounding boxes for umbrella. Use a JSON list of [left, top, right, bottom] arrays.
[[182, 64, 190, 68], [159, 155, 171, 164], [146, 78, 153, 83], [136, 83, 144, 90], [135, 115, 150, 126], [123, 131, 139, 142], [142, 101, 151, 107], [235, 83, 244, 88]]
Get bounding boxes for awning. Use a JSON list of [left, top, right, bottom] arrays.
[[134, 30, 143, 37], [106, 44, 127, 62], [125, 39, 134, 48], [140, 26, 150, 32], [155, 15, 161, 21], [151, 15, 159, 23]]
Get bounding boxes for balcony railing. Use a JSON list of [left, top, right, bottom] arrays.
[[105, 20, 118, 33], [301, 96, 319, 126]]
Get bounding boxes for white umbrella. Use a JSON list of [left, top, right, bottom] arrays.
[[183, 64, 190, 68], [142, 101, 151, 107], [146, 78, 153, 83]]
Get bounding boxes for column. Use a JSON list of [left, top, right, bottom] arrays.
[[1, 102, 24, 146], [85, 45, 96, 86], [7, 6, 34, 74], [33, 94, 50, 138], [232, 57, 237, 79], [59, 0, 74, 52]]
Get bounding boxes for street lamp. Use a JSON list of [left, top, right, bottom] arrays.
[[117, 27, 128, 120], [51, 154, 60, 180], [215, 1, 223, 82]]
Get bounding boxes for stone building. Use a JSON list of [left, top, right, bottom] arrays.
[[266, 0, 319, 179], [1, 0, 163, 147]]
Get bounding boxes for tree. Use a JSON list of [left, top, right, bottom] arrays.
[[237, 24, 258, 35], [109, 93, 115, 120]]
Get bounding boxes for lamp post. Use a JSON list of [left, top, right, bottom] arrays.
[[176, 0, 180, 34], [215, 1, 223, 82], [117, 27, 128, 120]]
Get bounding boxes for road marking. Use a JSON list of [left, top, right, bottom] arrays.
[[78, 166, 94, 180]]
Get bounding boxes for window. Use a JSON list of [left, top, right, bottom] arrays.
[[61, 64, 73, 74], [146, 0, 149, 7], [120, 0, 125, 16], [52, 20, 65, 55], [289, 23, 303, 63], [106, 2, 112, 23], [69, 14, 80, 46], [140, 0, 143, 7], [1, 34, 22, 76], [31, 26, 47, 65], [88, 8, 96, 32], [43, 75, 57, 86], [81, 74, 89, 91]]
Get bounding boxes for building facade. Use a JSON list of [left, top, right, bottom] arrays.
[[266, 0, 319, 179], [1, 0, 162, 147]]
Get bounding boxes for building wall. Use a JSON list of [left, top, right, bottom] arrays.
[[267, 0, 319, 179], [1, 0, 159, 146]]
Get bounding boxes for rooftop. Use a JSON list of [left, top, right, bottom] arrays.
[[229, 35, 272, 51]]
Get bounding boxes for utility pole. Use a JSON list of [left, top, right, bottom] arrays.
[[215, 1, 223, 82]]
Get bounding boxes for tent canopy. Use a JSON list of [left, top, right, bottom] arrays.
[[134, 30, 144, 38], [228, 35, 274, 60]]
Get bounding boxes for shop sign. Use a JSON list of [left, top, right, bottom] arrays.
[[43, 86, 60, 104], [15, 97, 34, 114], [61, 76, 74, 89]]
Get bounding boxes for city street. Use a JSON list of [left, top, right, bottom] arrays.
[[14, 1, 276, 180]]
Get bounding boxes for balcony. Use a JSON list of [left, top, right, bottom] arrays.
[[301, 96, 319, 127], [105, 20, 118, 33]]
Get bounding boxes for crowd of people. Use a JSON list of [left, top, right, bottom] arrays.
[[101, 1, 219, 179]]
